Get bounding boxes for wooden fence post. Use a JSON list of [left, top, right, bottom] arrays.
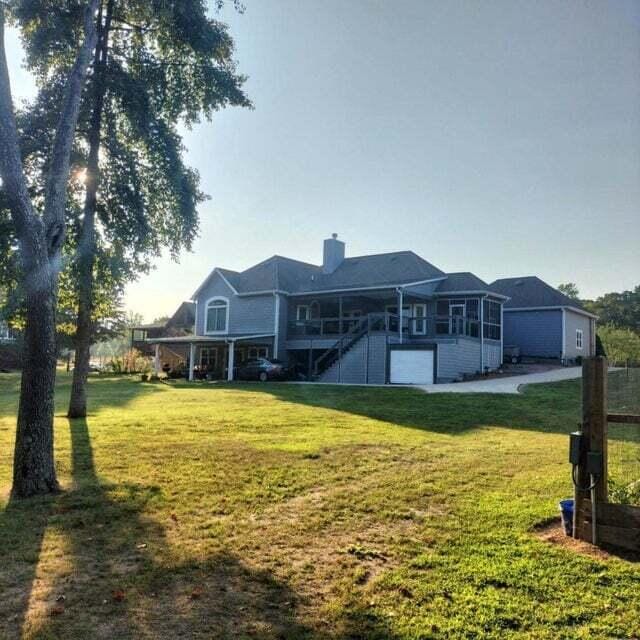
[[574, 356, 608, 541]]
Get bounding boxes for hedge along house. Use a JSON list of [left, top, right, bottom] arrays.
[[147, 235, 507, 385], [489, 276, 597, 363]]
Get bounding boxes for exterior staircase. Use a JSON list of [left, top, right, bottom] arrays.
[[317, 332, 369, 383]]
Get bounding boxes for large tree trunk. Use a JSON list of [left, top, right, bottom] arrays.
[[12, 266, 60, 496], [68, 0, 113, 419], [0, 1, 100, 498]]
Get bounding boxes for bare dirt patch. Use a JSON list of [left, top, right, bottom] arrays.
[[534, 518, 640, 562]]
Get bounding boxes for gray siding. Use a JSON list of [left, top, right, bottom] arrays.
[[195, 272, 276, 336], [564, 310, 594, 359], [318, 334, 388, 384], [483, 341, 502, 370], [503, 309, 562, 359], [366, 334, 388, 384], [437, 338, 481, 382]]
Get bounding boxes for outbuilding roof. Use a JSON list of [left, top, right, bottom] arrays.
[[489, 276, 594, 316]]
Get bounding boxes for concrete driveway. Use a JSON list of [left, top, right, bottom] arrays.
[[420, 366, 583, 394]]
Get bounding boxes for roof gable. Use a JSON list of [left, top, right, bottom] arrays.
[[490, 276, 589, 312], [436, 272, 493, 294], [193, 251, 447, 296]]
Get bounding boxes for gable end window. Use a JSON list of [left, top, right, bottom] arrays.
[[205, 297, 229, 334], [576, 329, 583, 350]]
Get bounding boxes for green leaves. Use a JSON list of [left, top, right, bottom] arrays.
[[3, 0, 250, 338]]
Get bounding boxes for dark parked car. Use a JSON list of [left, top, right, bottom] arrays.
[[235, 358, 288, 382]]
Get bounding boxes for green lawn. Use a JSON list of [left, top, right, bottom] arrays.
[[0, 373, 638, 639]]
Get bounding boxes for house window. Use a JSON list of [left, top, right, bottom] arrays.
[[248, 346, 269, 359], [296, 305, 310, 321], [0, 322, 15, 342], [576, 329, 583, 350], [205, 297, 229, 333], [0, 322, 12, 341], [200, 348, 217, 369], [412, 304, 427, 335], [132, 329, 146, 342], [482, 300, 502, 341]]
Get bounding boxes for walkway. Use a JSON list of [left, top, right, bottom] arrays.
[[419, 367, 583, 394]]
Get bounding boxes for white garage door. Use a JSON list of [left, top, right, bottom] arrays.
[[389, 350, 434, 385]]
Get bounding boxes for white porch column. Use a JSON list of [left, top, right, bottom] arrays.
[[154, 343, 161, 375], [397, 288, 404, 344], [480, 295, 485, 373], [227, 340, 235, 381], [188, 343, 196, 381]]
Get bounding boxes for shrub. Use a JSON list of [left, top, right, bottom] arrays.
[[107, 348, 152, 374], [597, 325, 640, 366]]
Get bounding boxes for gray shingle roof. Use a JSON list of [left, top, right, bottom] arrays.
[[210, 251, 446, 295], [436, 272, 495, 294], [196, 251, 517, 299], [490, 276, 590, 312], [294, 251, 446, 293]]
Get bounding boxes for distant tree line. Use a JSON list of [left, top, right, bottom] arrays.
[[558, 283, 640, 364]]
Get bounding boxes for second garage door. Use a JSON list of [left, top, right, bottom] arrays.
[[389, 349, 434, 385]]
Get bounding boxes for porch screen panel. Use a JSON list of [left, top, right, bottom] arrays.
[[483, 300, 501, 340], [436, 300, 450, 334], [466, 299, 479, 337]]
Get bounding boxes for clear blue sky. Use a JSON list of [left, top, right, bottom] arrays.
[[7, 1, 639, 321]]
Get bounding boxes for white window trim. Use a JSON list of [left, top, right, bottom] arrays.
[[296, 305, 310, 321], [0, 322, 15, 341], [412, 303, 427, 335], [576, 329, 583, 350], [204, 296, 230, 335]]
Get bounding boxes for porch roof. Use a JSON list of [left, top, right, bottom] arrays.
[[146, 333, 275, 344]]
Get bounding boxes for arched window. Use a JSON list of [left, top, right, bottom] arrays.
[[205, 297, 229, 334]]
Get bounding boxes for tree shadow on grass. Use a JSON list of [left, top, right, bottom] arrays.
[[0, 372, 170, 420], [218, 378, 585, 438], [0, 492, 54, 638], [2, 417, 357, 639]]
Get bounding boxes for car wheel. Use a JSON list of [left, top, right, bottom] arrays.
[[259, 371, 268, 382]]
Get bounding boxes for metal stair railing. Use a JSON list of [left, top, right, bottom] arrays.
[[313, 317, 369, 377]]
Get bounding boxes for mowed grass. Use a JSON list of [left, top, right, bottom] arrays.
[[0, 373, 639, 639]]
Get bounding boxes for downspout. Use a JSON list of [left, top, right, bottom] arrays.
[[561, 308, 566, 363], [397, 287, 404, 344], [480, 295, 485, 373], [273, 293, 280, 359], [500, 300, 504, 366]]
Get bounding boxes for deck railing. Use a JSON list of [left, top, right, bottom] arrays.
[[288, 313, 480, 339]]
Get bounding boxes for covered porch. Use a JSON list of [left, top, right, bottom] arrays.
[[286, 287, 484, 344], [147, 334, 275, 381]]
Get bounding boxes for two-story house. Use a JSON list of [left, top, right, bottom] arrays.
[[148, 235, 507, 385]]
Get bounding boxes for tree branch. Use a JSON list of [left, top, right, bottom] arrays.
[[43, 0, 101, 256], [0, 4, 40, 243]]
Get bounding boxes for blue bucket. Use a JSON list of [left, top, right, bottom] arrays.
[[559, 498, 574, 536]]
